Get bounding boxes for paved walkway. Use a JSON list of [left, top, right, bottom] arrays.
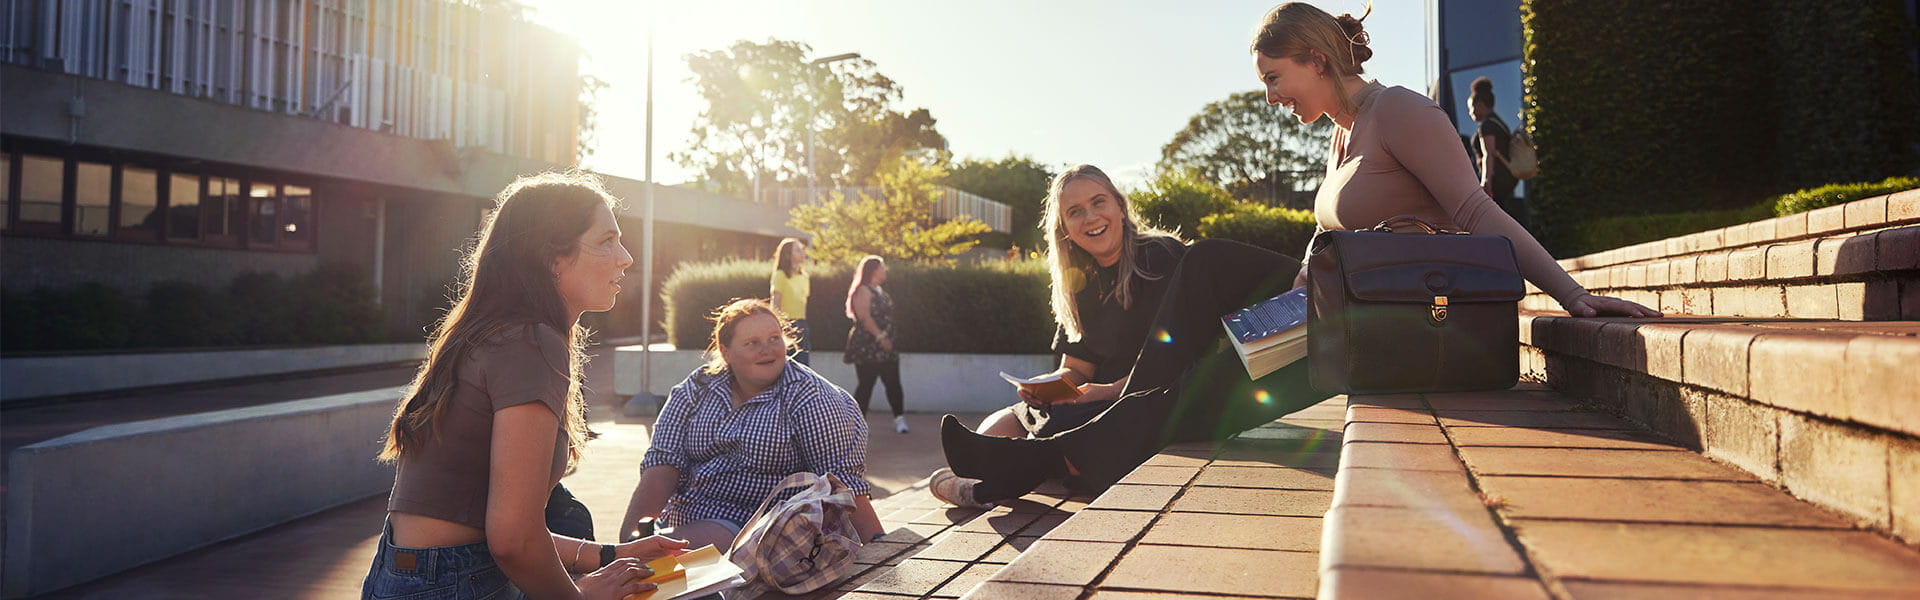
[[8, 342, 971, 598]]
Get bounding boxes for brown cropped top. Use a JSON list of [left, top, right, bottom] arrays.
[[387, 323, 573, 530]]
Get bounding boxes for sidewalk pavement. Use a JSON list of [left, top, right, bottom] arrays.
[[13, 343, 974, 599]]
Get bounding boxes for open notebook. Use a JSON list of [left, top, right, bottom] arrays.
[[624, 545, 743, 600]]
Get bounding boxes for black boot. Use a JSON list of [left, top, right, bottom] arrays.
[[939, 414, 1059, 501]]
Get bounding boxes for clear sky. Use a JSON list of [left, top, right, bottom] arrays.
[[528, 0, 1429, 190]]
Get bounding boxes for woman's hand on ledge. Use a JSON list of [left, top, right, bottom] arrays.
[[1564, 293, 1664, 318]]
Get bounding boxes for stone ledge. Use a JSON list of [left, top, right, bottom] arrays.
[[1322, 386, 1920, 599], [1522, 312, 1920, 543]]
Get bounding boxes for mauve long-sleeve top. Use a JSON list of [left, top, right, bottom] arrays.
[[1308, 81, 1586, 305]]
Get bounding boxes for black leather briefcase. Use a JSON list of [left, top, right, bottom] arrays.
[[1306, 216, 1525, 395]]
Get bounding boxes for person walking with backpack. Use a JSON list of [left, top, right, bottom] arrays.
[[1470, 76, 1527, 228]]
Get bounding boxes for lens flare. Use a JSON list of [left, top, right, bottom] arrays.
[[1254, 389, 1273, 404], [1155, 328, 1173, 344]]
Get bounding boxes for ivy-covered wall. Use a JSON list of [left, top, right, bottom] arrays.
[[1521, 0, 1920, 253]]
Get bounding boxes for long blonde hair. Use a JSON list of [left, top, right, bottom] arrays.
[[1042, 165, 1182, 342], [1251, 2, 1375, 118], [379, 172, 611, 469]]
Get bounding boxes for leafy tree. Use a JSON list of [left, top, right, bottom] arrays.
[[673, 39, 946, 198], [1159, 90, 1333, 207], [575, 73, 607, 163], [1130, 170, 1235, 237], [944, 155, 1055, 251], [788, 156, 991, 264]]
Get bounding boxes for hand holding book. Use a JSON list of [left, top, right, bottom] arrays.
[[1000, 371, 1083, 408]]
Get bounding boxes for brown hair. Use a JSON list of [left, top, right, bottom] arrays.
[[701, 298, 794, 374], [1250, 2, 1375, 117], [845, 255, 886, 320], [1469, 76, 1495, 109], [379, 171, 616, 469], [1041, 165, 1182, 341], [774, 237, 806, 276]]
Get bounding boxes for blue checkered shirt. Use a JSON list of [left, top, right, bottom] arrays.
[[641, 361, 872, 529]]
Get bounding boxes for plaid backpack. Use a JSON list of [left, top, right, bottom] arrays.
[[729, 471, 862, 595]]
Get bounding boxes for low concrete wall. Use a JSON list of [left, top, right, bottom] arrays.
[[613, 348, 1056, 414], [3, 387, 402, 598], [0, 343, 424, 402]]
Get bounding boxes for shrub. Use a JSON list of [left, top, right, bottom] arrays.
[[1772, 177, 1920, 217], [295, 263, 381, 344], [140, 280, 238, 347], [1195, 203, 1319, 259], [662, 258, 1053, 354], [0, 263, 383, 353], [1563, 202, 1775, 257], [1521, 0, 1920, 252], [1131, 170, 1235, 237]]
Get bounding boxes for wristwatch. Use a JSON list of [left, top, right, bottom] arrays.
[[600, 543, 617, 568]]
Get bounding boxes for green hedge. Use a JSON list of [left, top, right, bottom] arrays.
[[1131, 170, 1235, 237], [1, 263, 382, 353], [1196, 203, 1318, 259], [661, 259, 1054, 354], [1773, 177, 1920, 217], [1521, 0, 1920, 252]]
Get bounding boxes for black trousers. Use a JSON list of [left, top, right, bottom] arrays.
[[971, 239, 1332, 500], [854, 360, 905, 417]]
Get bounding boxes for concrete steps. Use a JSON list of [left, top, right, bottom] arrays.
[[1520, 313, 1920, 542], [1520, 189, 1920, 321], [1322, 385, 1920, 599]]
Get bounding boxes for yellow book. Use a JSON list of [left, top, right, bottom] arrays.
[[624, 545, 743, 600]]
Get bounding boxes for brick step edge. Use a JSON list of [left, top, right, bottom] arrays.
[[1520, 312, 1920, 543], [1552, 189, 1919, 273]]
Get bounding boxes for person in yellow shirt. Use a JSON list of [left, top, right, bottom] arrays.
[[768, 237, 812, 365]]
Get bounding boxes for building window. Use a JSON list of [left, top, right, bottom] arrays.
[[248, 182, 279, 246], [203, 176, 242, 243], [167, 173, 202, 240], [18, 155, 64, 227], [1, 152, 11, 231], [75, 161, 113, 236], [118, 166, 161, 239], [282, 185, 312, 249]]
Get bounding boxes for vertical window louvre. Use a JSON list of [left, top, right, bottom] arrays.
[[248, 180, 278, 246]]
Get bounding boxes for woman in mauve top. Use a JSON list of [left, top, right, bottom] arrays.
[[929, 2, 1660, 512], [366, 173, 686, 600], [1259, 2, 1658, 319]]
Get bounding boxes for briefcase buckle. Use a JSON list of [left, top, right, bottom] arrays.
[[1431, 296, 1449, 324]]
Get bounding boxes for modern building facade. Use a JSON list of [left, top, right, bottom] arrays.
[[0, 0, 806, 342]]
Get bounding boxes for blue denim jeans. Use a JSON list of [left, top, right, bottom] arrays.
[[362, 520, 519, 600]]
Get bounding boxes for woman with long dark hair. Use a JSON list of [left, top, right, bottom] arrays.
[[365, 172, 686, 600], [844, 255, 908, 434]]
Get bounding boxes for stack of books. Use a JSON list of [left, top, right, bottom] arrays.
[[1221, 286, 1310, 379]]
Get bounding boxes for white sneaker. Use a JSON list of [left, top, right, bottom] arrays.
[[929, 467, 988, 508], [894, 415, 910, 434]]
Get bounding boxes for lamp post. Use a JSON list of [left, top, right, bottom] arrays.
[[626, 18, 663, 417], [806, 52, 860, 206]]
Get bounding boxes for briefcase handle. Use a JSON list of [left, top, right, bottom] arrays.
[[1368, 215, 1466, 235]]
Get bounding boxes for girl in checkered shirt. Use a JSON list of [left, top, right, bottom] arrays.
[[620, 299, 887, 551]]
